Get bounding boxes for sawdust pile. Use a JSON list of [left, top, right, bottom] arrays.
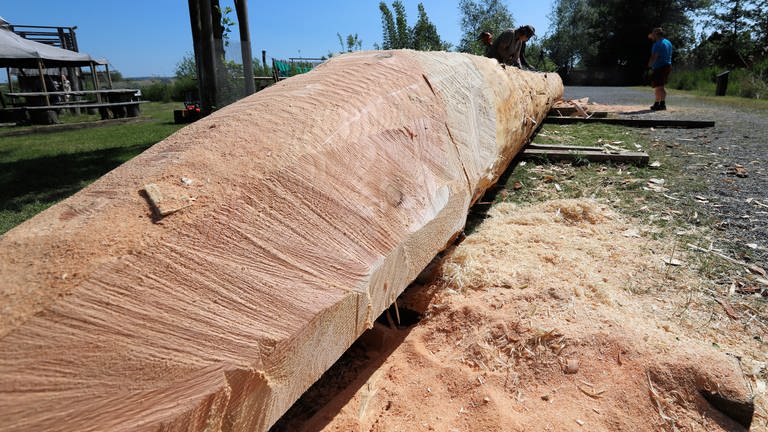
[[276, 199, 765, 432]]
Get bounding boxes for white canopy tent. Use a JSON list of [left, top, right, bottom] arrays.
[[0, 16, 113, 102], [0, 16, 94, 68]]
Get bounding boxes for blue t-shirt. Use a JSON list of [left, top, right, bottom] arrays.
[[652, 38, 672, 69]]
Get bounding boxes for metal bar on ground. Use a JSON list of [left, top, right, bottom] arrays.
[[545, 116, 714, 128]]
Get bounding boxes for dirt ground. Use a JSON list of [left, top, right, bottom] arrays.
[[273, 199, 765, 432], [271, 90, 768, 432]]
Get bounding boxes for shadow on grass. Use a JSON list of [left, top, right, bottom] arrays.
[[0, 143, 153, 215]]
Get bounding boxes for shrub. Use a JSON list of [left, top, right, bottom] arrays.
[[140, 81, 172, 102], [668, 66, 718, 92], [729, 69, 768, 99], [171, 77, 198, 103]]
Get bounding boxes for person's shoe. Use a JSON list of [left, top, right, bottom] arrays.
[[650, 102, 661, 110], [658, 101, 667, 110]]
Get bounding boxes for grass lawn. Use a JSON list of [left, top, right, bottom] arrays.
[[0, 102, 183, 234]]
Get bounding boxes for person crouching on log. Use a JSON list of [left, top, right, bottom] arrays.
[[479, 25, 536, 70]]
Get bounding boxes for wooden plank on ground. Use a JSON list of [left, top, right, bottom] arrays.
[[545, 116, 715, 128], [521, 147, 650, 166], [527, 143, 604, 152]]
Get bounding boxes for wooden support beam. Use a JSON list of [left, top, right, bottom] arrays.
[[197, 0, 219, 113], [234, 0, 255, 96], [521, 147, 649, 166], [545, 116, 715, 128], [527, 143, 604, 152], [37, 60, 51, 107], [105, 64, 114, 89]]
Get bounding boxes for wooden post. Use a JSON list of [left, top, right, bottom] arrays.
[[37, 60, 51, 107], [6, 68, 13, 93], [69, 27, 79, 52], [187, 0, 204, 105], [105, 64, 114, 89], [90, 62, 101, 102], [235, 0, 255, 95], [197, 0, 219, 113], [262, 50, 267, 71]]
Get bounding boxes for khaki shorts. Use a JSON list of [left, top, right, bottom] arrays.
[[651, 65, 672, 88]]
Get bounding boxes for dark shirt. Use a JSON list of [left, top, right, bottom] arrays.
[[487, 29, 529, 68]]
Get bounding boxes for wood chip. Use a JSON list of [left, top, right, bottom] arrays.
[[564, 358, 579, 374], [715, 298, 740, 320], [663, 258, 683, 266], [578, 385, 605, 399]]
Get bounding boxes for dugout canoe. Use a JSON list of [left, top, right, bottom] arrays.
[[0, 50, 562, 431]]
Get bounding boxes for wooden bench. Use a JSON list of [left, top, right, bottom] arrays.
[[3, 89, 146, 124]]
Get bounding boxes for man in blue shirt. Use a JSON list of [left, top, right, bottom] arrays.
[[648, 27, 673, 111]]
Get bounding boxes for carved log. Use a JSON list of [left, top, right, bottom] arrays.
[[0, 51, 562, 431]]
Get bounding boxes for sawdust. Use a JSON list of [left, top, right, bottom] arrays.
[[275, 199, 766, 432]]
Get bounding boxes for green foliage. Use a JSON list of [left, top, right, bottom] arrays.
[[337, 32, 363, 52], [412, 4, 453, 51], [379, 1, 410, 49], [109, 70, 124, 82], [393, 1, 410, 49], [141, 81, 173, 102], [543, 0, 711, 82], [729, 68, 768, 98], [214, 4, 235, 47], [668, 66, 768, 98], [176, 54, 197, 80], [667, 66, 719, 91], [457, 0, 515, 55], [378, 2, 451, 51], [543, 0, 598, 68], [706, 0, 764, 67], [525, 42, 559, 72]]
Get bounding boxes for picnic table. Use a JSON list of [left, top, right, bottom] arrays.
[[2, 89, 146, 124]]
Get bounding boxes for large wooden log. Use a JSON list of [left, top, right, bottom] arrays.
[[0, 50, 562, 431]]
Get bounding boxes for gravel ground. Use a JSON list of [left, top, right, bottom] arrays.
[[565, 86, 768, 267]]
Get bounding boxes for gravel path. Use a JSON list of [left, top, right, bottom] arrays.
[[565, 86, 768, 267]]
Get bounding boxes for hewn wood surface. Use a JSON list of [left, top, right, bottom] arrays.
[[0, 50, 562, 431]]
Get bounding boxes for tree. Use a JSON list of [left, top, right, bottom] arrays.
[[751, 0, 768, 51], [707, 0, 757, 66], [380, 1, 410, 49], [176, 54, 198, 80], [543, 0, 598, 69], [543, 0, 709, 82], [337, 33, 363, 52], [412, 4, 452, 50], [378, 2, 450, 51], [457, 0, 515, 55]]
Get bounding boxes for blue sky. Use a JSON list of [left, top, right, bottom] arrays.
[[2, 1, 554, 78]]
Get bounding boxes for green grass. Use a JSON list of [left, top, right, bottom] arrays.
[[502, 123, 712, 239], [0, 102, 183, 234]]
